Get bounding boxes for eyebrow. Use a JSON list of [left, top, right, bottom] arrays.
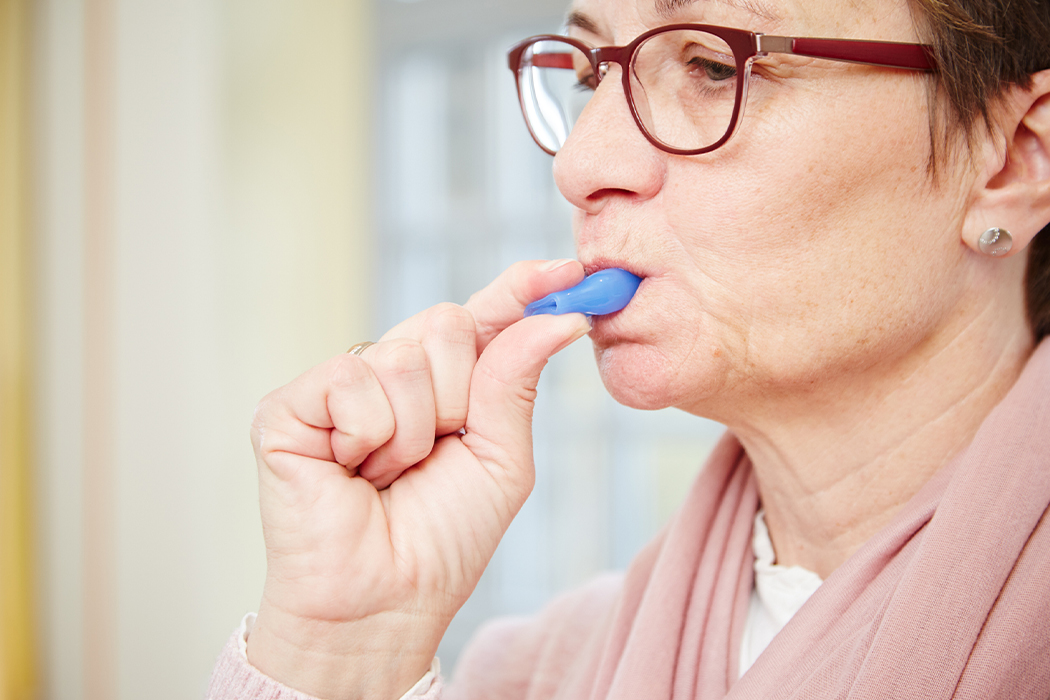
[[655, 0, 782, 22], [565, 10, 603, 36]]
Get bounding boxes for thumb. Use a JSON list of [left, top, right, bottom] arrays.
[[465, 259, 585, 353], [462, 312, 590, 483]]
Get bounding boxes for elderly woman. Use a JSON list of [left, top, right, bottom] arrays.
[[209, 0, 1050, 697]]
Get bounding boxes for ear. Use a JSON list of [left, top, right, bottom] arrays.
[[962, 69, 1050, 257]]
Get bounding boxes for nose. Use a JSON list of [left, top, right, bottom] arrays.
[[552, 66, 666, 215]]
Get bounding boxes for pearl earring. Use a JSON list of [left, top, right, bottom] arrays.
[[978, 228, 1013, 257]]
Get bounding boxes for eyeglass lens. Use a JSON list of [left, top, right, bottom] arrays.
[[518, 30, 740, 154]]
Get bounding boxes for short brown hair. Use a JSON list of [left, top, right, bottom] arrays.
[[907, 0, 1050, 341]]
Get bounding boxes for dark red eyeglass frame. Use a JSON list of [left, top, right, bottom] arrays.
[[507, 23, 936, 156]]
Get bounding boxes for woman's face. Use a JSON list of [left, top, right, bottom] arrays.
[[555, 0, 979, 417]]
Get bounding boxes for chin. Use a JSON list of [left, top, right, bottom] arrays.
[[593, 342, 700, 412]]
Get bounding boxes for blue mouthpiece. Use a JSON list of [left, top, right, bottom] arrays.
[[524, 268, 642, 318]]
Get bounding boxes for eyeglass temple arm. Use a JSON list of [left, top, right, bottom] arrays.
[[528, 53, 576, 69], [756, 35, 935, 71]]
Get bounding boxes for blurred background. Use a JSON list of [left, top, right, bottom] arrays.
[[0, 0, 722, 698]]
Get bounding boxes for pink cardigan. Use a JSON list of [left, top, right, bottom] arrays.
[[209, 339, 1050, 700]]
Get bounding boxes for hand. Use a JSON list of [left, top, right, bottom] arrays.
[[245, 260, 589, 700]]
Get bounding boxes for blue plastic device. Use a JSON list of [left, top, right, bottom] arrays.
[[524, 268, 642, 317]]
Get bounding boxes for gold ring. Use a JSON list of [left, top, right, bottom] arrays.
[[347, 341, 375, 356]]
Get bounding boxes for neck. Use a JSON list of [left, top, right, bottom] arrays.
[[723, 297, 1033, 580]]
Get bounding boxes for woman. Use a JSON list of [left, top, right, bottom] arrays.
[[209, 0, 1050, 697]]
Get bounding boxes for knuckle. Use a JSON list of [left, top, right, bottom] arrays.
[[250, 390, 281, 447], [371, 338, 430, 379], [328, 353, 375, 389], [389, 433, 435, 466], [335, 420, 393, 464], [426, 303, 477, 348], [429, 301, 473, 327], [366, 410, 397, 448], [379, 418, 397, 448], [250, 396, 269, 432]]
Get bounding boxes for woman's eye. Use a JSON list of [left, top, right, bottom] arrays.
[[575, 72, 598, 91], [688, 57, 736, 82]]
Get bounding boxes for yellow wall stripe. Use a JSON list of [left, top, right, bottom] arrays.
[[0, 0, 36, 698]]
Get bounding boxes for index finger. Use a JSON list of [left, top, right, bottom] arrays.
[[464, 259, 585, 353]]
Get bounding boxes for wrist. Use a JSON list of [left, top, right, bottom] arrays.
[[247, 602, 443, 700]]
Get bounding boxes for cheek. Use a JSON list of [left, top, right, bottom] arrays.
[[735, 87, 959, 372], [603, 78, 968, 402]]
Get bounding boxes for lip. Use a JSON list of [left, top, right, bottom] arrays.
[[580, 257, 649, 279]]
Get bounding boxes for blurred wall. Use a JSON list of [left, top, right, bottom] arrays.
[[31, 1, 374, 698]]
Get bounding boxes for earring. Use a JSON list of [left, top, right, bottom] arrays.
[[978, 227, 1013, 257]]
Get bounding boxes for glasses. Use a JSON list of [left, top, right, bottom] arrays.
[[507, 24, 935, 156]]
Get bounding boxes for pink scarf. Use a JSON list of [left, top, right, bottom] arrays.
[[459, 340, 1050, 700]]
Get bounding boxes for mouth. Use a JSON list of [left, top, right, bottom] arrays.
[[581, 258, 648, 279], [574, 265, 649, 325]]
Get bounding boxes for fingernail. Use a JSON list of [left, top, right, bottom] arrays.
[[540, 258, 576, 273]]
